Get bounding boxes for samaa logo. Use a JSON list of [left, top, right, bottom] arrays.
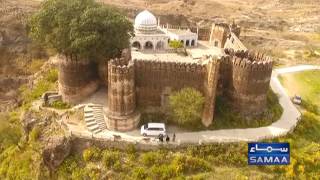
[[248, 142, 290, 165]]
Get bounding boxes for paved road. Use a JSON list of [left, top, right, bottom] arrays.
[[68, 65, 320, 145]]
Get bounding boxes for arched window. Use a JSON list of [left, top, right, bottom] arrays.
[[186, 40, 190, 46], [132, 41, 141, 49], [144, 41, 153, 50], [191, 40, 195, 46]]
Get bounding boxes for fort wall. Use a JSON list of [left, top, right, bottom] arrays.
[[225, 49, 273, 115], [202, 59, 220, 126], [58, 55, 99, 104], [217, 56, 232, 95], [133, 58, 219, 126], [133, 59, 207, 107], [107, 58, 140, 131]]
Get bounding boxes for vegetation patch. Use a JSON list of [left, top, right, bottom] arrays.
[[50, 100, 70, 110], [19, 68, 58, 108], [279, 70, 320, 109], [168, 88, 205, 129], [56, 147, 213, 179], [28, 0, 133, 61], [140, 89, 282, 131], [210, 89, 283, 130]]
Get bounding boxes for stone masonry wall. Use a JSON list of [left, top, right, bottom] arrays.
[[133, 59, 207, 107], [107, 58, 139, 131], [133, 58, 219, 126], [190, 27, 211, 41], [58, 55, 99, 104], [202, 59, 220, 126], [224, 49, 273, 115]]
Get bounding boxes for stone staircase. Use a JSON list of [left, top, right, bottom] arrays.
[[84, 104, 107, 134]]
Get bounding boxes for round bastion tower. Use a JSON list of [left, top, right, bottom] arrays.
[[58, 55, 99, 104], [106, 58, 140, 131], [225, 49, 273, 116]]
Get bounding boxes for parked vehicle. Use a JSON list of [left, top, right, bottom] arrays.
[[140, 123, 166, 137], [292, 95, 302, 105]]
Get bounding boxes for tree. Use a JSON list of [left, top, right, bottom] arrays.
[[169, 88, 205, 127], [169, 40, 183, 49], [28, 0, 133, 61]]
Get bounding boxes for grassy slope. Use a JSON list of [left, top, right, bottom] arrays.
[[279, 70, 320, 107]]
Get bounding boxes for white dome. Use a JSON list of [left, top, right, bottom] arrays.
[[134, 10, 157, 32]]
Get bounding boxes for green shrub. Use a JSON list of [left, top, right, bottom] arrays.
[[169, 88, 205, 128], [169, 40, 183, 49], [19, 79, 53, 104], [140, 151, 165, 166], [266, 89, 283, 119], [19, 68, 57, 106], [29, 126, 41, 142], [301, 100, 319, 115], [57, 155, 83, 179], [212, 89, 282, 130], [113, 161, 122, 172], [0, 113, 22, 149], [149, 164, 179, 180], [0, 142, 43, 179], [82, 147, 101, 162], [51, 100, 70, 109], [172, 154, 211, 174], [102, 150, 120, 168], [132, 167, 148, 180], [126, 144, 137, 155], [45, 69, 58, 83]]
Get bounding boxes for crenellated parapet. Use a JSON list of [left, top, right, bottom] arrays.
[[106, 58, 140, 131], [224, 49, 273, 115]]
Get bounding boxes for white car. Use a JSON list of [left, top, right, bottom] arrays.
[[292, 95, 302, 105], [140, 123, 166, 137]]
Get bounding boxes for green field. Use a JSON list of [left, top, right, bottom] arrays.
[[279, 70, 320, 107]]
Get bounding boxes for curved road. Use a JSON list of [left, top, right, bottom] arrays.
[[68, 65, 320, 145]]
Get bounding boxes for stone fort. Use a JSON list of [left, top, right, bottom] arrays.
[[58, 10, 273, 132]]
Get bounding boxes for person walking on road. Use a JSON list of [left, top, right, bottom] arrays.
[[172, 133, 176, 142], [158, 134, 164, 142], [166, 135, 170, 143]]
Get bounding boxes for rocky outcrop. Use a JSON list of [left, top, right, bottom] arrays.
[[20, 111, 38, 138], [43, 136, 71, 171]]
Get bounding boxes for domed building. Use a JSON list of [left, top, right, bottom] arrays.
[[131, 10, 198, 51], [131, 10, 169, 51]]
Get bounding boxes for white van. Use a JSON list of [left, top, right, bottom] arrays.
[[140, 123, 166, 137]]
